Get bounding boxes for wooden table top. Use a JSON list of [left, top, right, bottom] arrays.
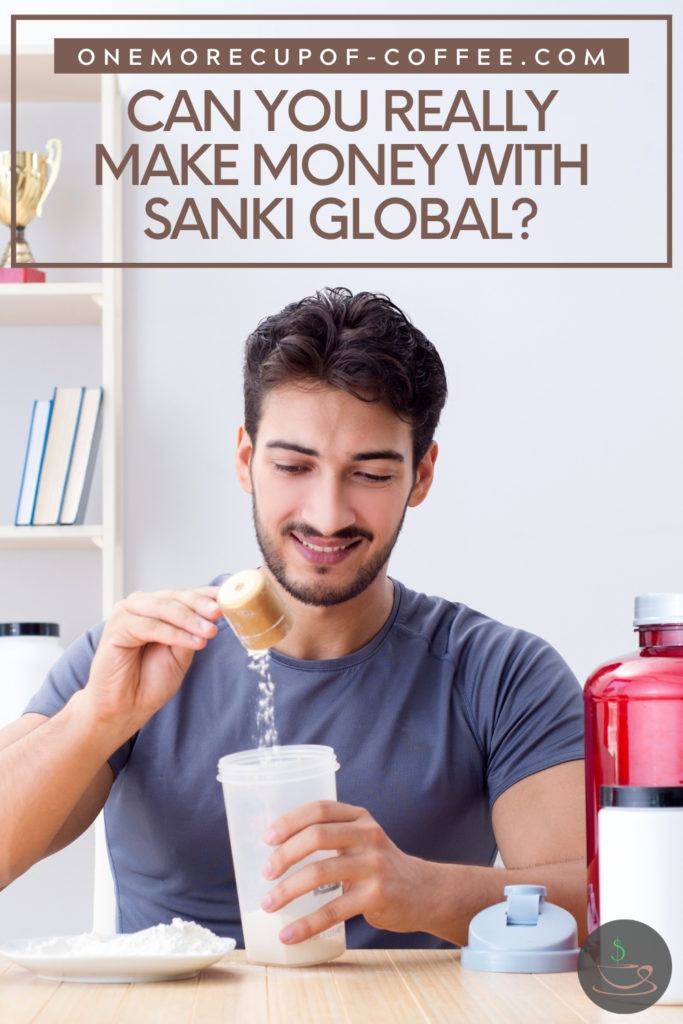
[[1, 949, 681, 1023]]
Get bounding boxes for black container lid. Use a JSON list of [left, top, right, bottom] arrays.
[[0, 623, 60, 638], [601, 785, 683, 808]]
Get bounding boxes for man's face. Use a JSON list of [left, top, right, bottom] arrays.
[[236, 383, 435, 607]]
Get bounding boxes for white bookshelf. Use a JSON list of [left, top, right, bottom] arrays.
[[0, 50, 123, 936], [0, 49, 122, 610], [0, 282, 103, 325], [0, 525, 104, 550]]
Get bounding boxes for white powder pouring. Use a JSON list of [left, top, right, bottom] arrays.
[[248, 648, 279, 748], [20, 917, 233, 957]]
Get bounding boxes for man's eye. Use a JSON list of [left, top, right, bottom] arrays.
[[273, 464, 391, 482]]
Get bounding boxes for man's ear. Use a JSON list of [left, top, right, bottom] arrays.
[[407, 441, 438, 508], [235, 425, 254, 494]]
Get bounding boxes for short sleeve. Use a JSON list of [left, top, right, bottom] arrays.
[[462, 624, 584, 808], [22, 620, 134, 780]]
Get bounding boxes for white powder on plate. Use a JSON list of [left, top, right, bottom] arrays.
[[21, 918, 233, 957]]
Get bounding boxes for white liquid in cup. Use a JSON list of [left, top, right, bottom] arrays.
[[217, 745, 347, 967], [242, 909, 345, 967]]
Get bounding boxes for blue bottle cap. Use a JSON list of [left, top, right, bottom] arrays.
[[460, 884, 580, 973]]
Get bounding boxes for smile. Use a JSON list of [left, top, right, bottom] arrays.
[[298, 538, 358, 553], [290, 533, 364, 565]]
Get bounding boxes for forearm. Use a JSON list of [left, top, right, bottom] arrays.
[[0, 690, 131, 887], [414, 856, 588, 947]]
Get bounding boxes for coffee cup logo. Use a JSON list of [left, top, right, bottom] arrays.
[[578, 920, 672, 1013], [0, 138, 62, 267]]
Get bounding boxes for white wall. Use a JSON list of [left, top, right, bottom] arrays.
[[1, 0, 681, 938]]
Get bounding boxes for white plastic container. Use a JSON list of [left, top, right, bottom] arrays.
[[599, 786, 683, 1005], [0, 623, 64, 728], [217, 744, 346, 966]]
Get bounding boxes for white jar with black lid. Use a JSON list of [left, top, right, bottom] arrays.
[[599, 785, 683, 1005], [0, 623, 64, 728]]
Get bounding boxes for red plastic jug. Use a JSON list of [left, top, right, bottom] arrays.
[[584, 594, 683, 933]]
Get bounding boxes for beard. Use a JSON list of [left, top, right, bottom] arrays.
[[251, 496, 408, 607]]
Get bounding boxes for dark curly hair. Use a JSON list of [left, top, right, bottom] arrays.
[[243, 287, 447, 468]]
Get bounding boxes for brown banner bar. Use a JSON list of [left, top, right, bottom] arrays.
[[53, 37, 629, 75]]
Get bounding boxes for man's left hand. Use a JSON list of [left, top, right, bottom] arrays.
[[260, 800, 432, 945]]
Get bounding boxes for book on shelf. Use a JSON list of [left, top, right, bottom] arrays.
[[32, 386, 84, 526], [15, 385, 104, 527], [14, 399, 54, 526], [59, 387, 104, 525]]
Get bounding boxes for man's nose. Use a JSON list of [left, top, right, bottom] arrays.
[[300, 473, 356, 538]]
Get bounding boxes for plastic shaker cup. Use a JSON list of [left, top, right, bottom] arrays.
[[217, 744, 346, 966]]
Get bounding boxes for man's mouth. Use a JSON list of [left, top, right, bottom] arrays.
[[290, 532, 364, 565], [296, 536, 360, 553]]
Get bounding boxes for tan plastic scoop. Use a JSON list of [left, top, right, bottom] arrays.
[[217, 569, 292, 651]]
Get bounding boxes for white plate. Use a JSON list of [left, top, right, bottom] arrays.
[[0, 935, 237, 983]]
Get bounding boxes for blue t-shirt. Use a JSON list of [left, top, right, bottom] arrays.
[[23, 575, 584, 949]]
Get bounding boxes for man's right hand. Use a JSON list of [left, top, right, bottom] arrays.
[[81, 587, 222, 735]]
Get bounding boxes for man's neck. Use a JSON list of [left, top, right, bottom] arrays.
[[261, 568, 395, 661]]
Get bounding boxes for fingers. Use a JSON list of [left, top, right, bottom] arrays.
[[264, 800, 364, 845], [170, 586, 222, 615], [122, 615, 211, 650], [262, 853, 360, 915], [134, 588, 221, 620], [264, 822, 357, 879], [109, 588, 222, 650], [274, 891, 362, 946]]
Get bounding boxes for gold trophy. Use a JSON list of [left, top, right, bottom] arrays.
[[0, 138, 62, 282]]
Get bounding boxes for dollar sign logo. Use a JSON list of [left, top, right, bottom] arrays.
[[611, 937, 626, 962]]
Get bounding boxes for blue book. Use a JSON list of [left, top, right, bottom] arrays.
[[14, 399, 54, 526], [59, 387, 104, 525], [32, 387, 85, 526]]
